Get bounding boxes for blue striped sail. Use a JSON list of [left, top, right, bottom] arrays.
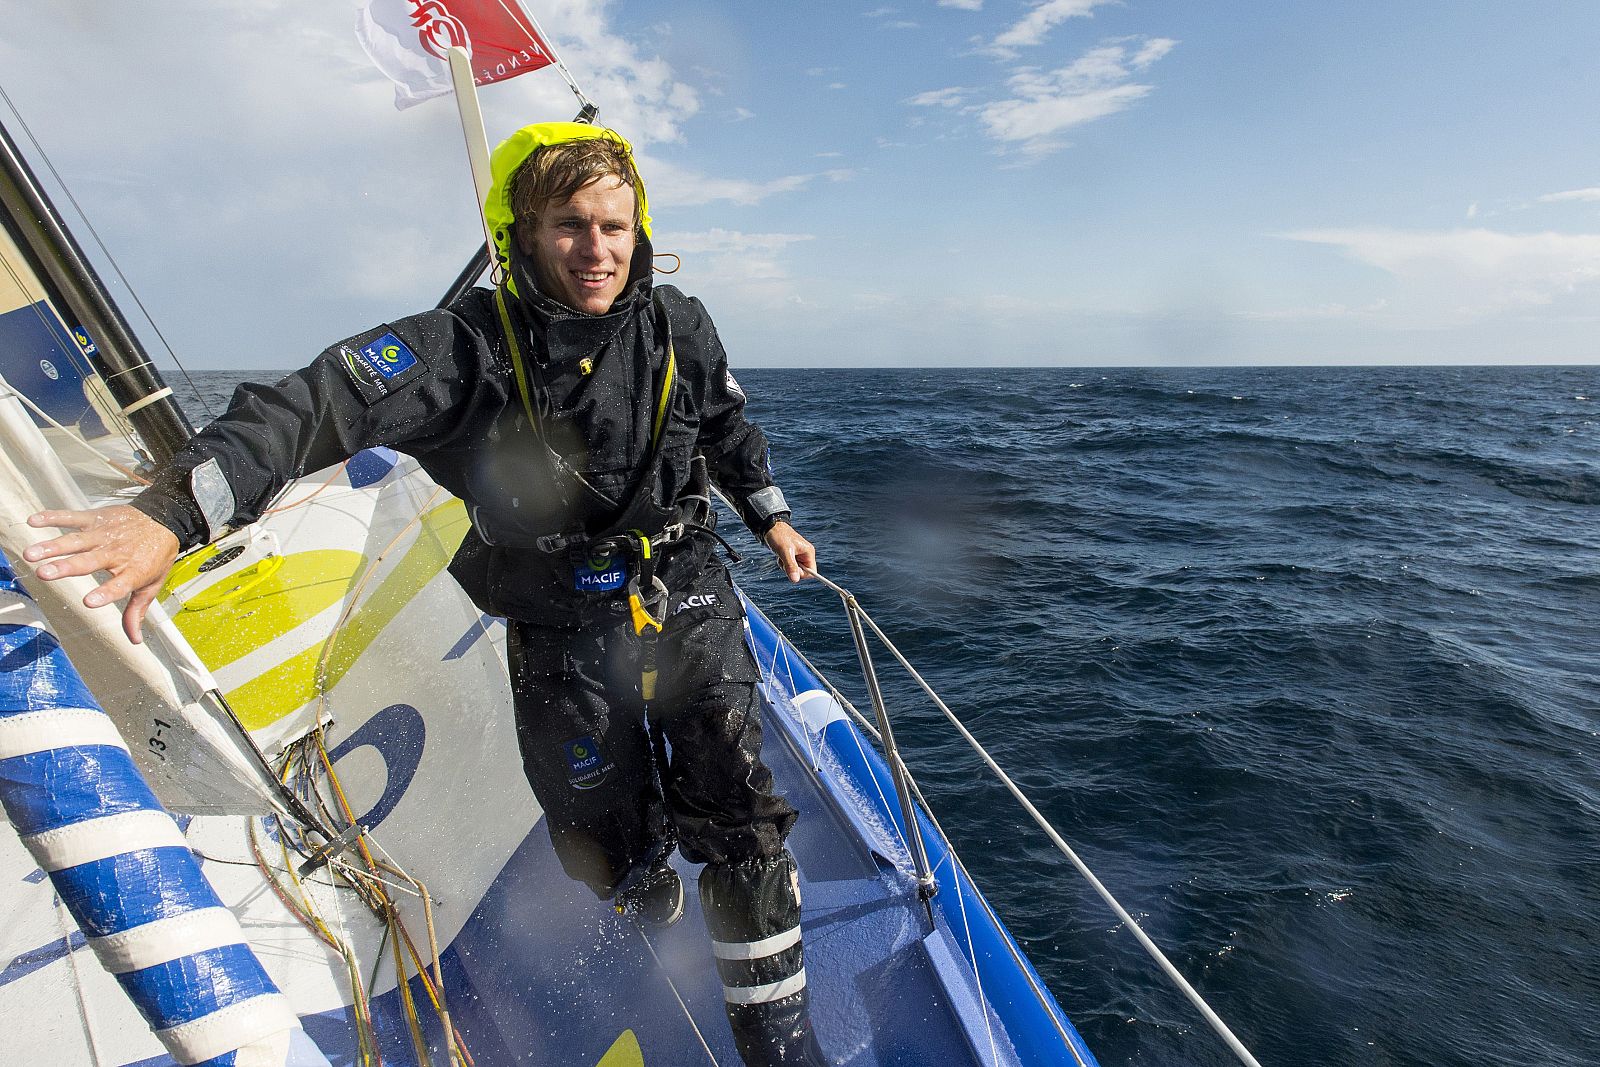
[[0, 550, 303, 1066]]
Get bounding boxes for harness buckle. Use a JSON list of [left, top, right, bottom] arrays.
[[627, 573, 670, 701], [627, 574, 669, 637]]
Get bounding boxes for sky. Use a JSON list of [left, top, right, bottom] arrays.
[[4, 1, 1600, 369]]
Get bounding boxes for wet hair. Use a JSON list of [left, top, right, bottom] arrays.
[[509, 134, 644, 244]]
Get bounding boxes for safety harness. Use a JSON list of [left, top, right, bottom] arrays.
[[493, 285, 732, 699]]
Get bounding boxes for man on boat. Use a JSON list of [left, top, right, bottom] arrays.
[[24, 122, 828, 1066]]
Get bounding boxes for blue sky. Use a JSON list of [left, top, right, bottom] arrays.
[[4, 1, 1600, 367]]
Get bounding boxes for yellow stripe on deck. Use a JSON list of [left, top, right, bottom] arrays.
[[598, 1030, 643, 1067]]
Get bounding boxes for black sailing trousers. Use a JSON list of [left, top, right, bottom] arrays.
[[506, 565, 826, 1066]]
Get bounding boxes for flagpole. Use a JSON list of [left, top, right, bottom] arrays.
[[447, 46, 498, 272], [434, 13, 600, 302]]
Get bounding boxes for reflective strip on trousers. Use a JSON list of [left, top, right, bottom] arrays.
[[712, 924, 803, 961], [723, 968, 808, 1005]]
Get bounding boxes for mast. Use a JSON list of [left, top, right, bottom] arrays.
[[0, 118, 194, 465]]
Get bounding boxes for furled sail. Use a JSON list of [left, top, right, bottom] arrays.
[[0, 380, 290, 815]]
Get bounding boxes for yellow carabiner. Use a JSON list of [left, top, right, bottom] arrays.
[[629, 591, 663, 637]]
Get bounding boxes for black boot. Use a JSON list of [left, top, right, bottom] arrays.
[[699, 851, 830, 1066], [613, 858, 685, 927]]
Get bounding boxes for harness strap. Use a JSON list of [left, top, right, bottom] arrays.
[[495, 284, 540, 434], [494, 284, 678, 454]]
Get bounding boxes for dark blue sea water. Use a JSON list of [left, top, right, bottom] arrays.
[[189, 365, 1599, 1067]]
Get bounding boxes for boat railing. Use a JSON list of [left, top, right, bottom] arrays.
[[795, 565, 1266, 1067]]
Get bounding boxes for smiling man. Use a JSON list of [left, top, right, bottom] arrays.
[[522, 168, 635, 314], [25, 122, 826, 1066]]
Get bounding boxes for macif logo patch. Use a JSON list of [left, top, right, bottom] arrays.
[[564, 735, 614, 790], [573, 554, 627, 592], [358, 332, 418, 379]]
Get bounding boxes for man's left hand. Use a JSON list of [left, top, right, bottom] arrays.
[[764, 522, 815, 583]]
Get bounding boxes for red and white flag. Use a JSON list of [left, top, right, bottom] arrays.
[[355, 0, 556, 110]]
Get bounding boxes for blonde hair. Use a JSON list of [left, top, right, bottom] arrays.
[[509, 135, 644, 243]]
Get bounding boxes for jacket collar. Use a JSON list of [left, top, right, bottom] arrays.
[[508, 237, 656, 364]]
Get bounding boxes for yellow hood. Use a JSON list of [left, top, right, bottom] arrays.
[[484, 122, 652, 297]]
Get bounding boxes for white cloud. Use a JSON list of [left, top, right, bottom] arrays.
[[671, 230, 815, 257], [639, 157, 849, 208], [980, 84, 1150, 150], [1237, 300, 1390, 322], [975, 39, 1177, 154], [520, 0, 701, 143], [642, 160, 809, 207], [1539, 187, 1600, 203], [906, 87, 970, 108], [989, 0, 1116, 56], [0, 1, 793, 366], [666, 229, 816, 308], [939, 0, 984, 9], [1280, 227, 1600, 316], [730, 107, 756, 122], [1130, 37, 1179, 68]]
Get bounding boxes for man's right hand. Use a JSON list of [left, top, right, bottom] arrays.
[[23, 505, 181, 645]]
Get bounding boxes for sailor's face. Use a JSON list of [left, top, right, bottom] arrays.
[[521, 176, 637, 315]]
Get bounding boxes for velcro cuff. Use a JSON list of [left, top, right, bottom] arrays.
[[745, 485, 788, 522], [189, 458, 236, 544]]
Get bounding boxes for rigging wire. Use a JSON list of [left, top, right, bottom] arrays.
[[796, 565, 1266, 1067], [755, 606, 1019, 1066], [0, 80, 215, 421], [903, 763, 1090, 1067], [0, 382, 150, 484], [637, 930, 723, 1066]]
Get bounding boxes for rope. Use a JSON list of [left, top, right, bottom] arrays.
[[250, 814, 382, 1065], [497, 0, 598, 113], [755, 617, 819, 771], [55, 893, 105, 1065], [906, 770, 1088, 1067], [273, 481, 474, 1066], [237, 563, 472, 1067], [751, 602, 1009, 1065], [262, 460, 349, 515]]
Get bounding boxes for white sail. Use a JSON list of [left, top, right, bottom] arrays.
[[0, 374, 288, 816]]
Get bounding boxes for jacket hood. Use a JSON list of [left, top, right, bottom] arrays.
[[485, 121, 653, 299]]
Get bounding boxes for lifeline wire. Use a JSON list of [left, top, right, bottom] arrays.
[[756, 602, 1053, 1067], [0, 383, 149, 484], [822, 571, 1266, 1067]]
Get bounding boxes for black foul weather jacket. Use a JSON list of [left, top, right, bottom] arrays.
[[132, 249, 790, 627]]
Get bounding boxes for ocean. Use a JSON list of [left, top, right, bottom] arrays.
[[186, 364, 1599, 1067]]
